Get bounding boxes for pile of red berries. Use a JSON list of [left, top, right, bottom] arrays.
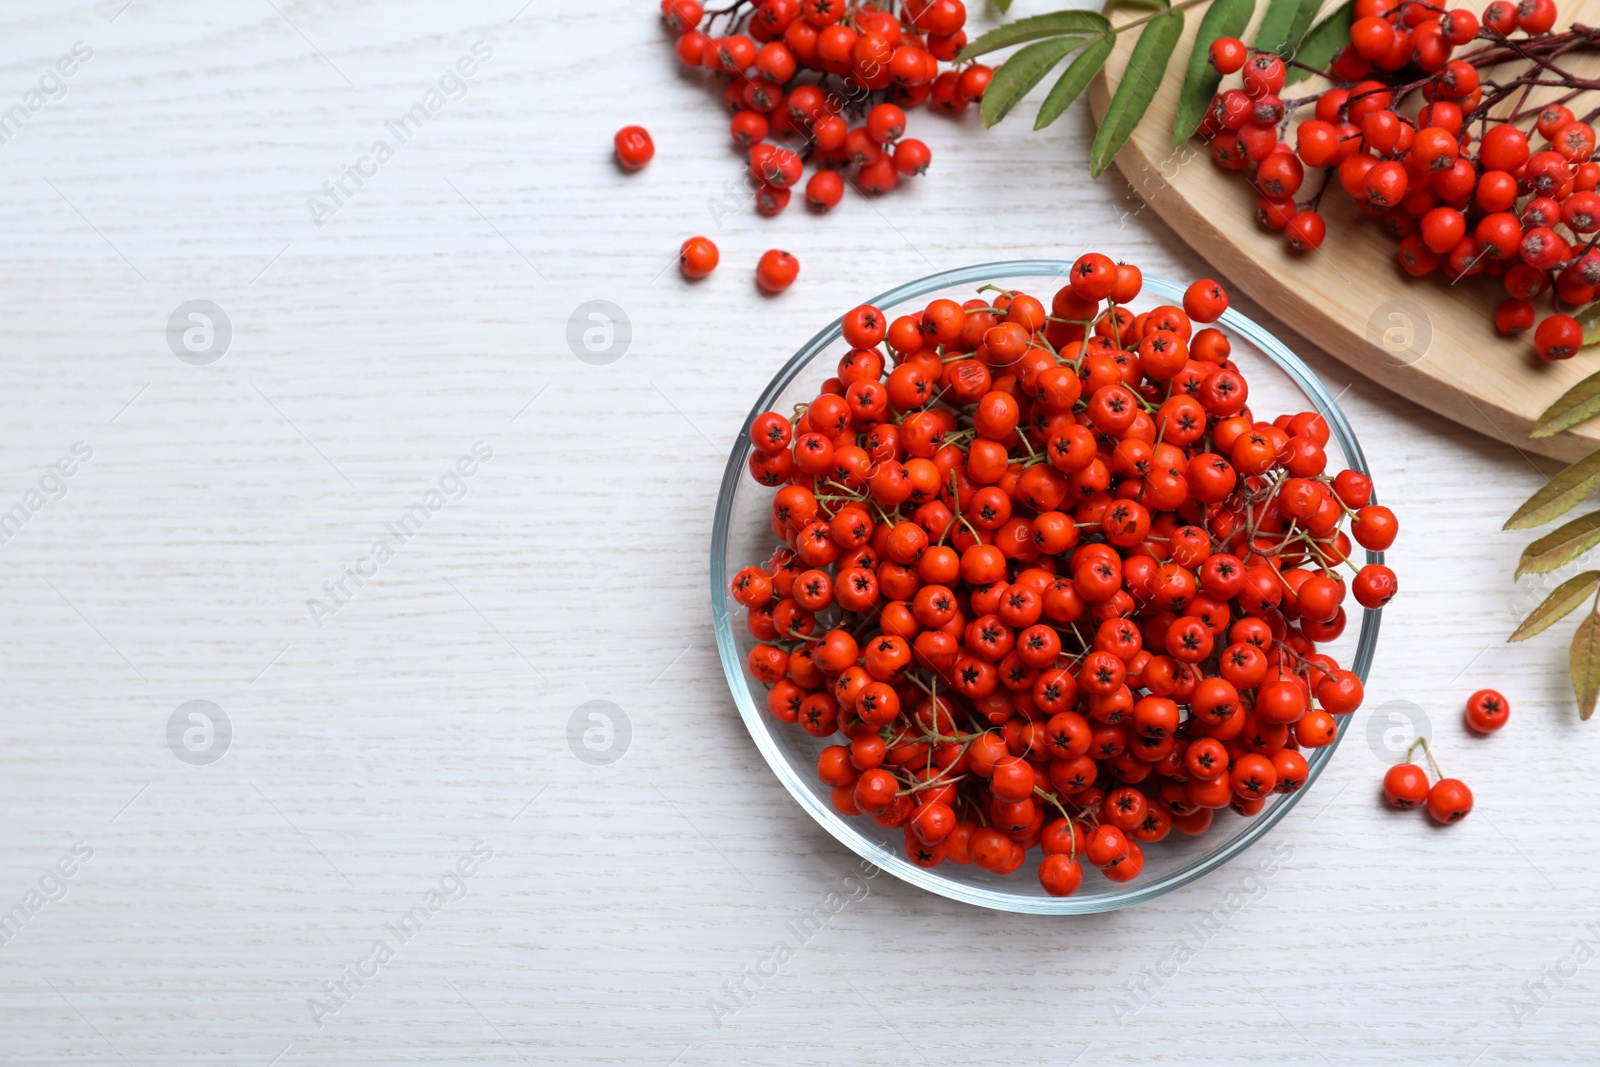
[[658, 0, 992, 214], [1199, 1, 1600, 360], [730, 255, 1399, 895]]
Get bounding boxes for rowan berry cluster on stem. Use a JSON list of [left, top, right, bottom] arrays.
[[1199, 0, 1600, 359], [658, 0, 991, 215], [731, 256, 1399, 895]]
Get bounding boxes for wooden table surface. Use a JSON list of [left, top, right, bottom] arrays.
[[1, 1, 1595, 1064]]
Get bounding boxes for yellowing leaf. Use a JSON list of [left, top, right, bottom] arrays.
[[1517, 511, 1600, 578], [1510, 571, 1600, 642], [1572, 611, 1600, 719], [1504, 448, 1600, 530], [1579, 301, 1600, 348], [1530, 365, 1600, 438]]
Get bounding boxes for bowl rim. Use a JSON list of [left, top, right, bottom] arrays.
[[710, 260, 1383, 914]]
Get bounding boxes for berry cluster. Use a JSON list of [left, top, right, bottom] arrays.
[[1380, 688, 1505, 822], [1199, 1, 1600, 360], [730, 256, 1399, 895], [658, 0, 991, 215]]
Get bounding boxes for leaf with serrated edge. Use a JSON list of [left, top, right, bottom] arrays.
[[1517, 512, 1600, 579], [1510, 571, 1600, 642], [1254, 0, 1320, 57], [1036, 34, 1116, 129], [1285, 0, 1355, 85], [1530, 366, 1600, 438], [958, 10, 1111, 61], [1090, 10, 1185, 177], [982, 35, 1093, 127], [1504, 449, 1600, 530], [1572, 611, 1600, 719], [1173, 0, 1255, 146]]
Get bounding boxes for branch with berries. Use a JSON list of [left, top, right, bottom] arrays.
[[976, 0, 1600, 362]]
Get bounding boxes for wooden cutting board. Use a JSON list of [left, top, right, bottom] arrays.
[[1089, 0, 1600, 462]]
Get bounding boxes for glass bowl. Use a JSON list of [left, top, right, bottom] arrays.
[[709, 261, 1383, 914]]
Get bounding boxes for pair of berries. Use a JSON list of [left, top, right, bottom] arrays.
[[1382, 737, 1473, 823], [734, 254, 1397, 895], [678, 236, 800, 293], [1198, 0, 1599, 360]]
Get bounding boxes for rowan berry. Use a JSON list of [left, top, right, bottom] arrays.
[[1427, 778, 1473, 823], [680, 236, 719, 279], [755, 250, 800, 293], [1209, 36, 1247, 74], [613, 125, 654, 171], [1465, 689, 1509, 733]]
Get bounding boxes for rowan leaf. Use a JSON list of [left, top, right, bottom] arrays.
[[1090, 10, 1185, 177], [1173, 0, 1255, 146], [1530, 366, 1600, 438], [1572, 610, 1600, 719], [1254, 0, 1322, 58], [1035, 33, 1117, 129], [1284, 0, 1356, 84], [996, 0, 1014, 11], [1504, 448, 1600, 530], [1579, 301, 1600, 348], [1509, 571, 1600, 642], [959, 10, 1113, 61], [982, 35, 1095, 127], [1517, 511, 1600, 578]]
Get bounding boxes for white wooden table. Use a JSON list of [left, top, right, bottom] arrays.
[[0, 1, 1595, 1063]]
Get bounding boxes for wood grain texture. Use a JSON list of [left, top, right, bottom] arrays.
[[1091, 0, 1600, 462], [0, 1, 1595, 1064]]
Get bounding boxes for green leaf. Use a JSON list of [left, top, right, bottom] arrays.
[[1285, 0, 1356, 84], [958, 10, 1113, 61], [1510, 571, 1600, 642], [1173, 0, 1255, 146], [1254, 0, 1322, 58], [1090, 10, 1185, 178], [1035, 34, 1117, 129], [982, 35, 1095, 128], [1572, 610, 1600, 719], [1530, 366, 1600, 438], [1504, 448, 1600, 530], [1516, 511, 1600, 578], [995, 0, 1014, 11], [1113, 0, 1170, 9]]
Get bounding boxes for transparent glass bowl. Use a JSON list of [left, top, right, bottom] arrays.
[[710, 261, 1383, 913]]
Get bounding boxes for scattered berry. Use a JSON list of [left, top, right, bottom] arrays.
[[680, 236, 719, 280], [1464, 688, 1509, 733], [756, 249, 799, 293], [613, 125, 654, 171]]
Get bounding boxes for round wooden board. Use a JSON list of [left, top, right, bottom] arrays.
[[1089, 0, 1600, 462]]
